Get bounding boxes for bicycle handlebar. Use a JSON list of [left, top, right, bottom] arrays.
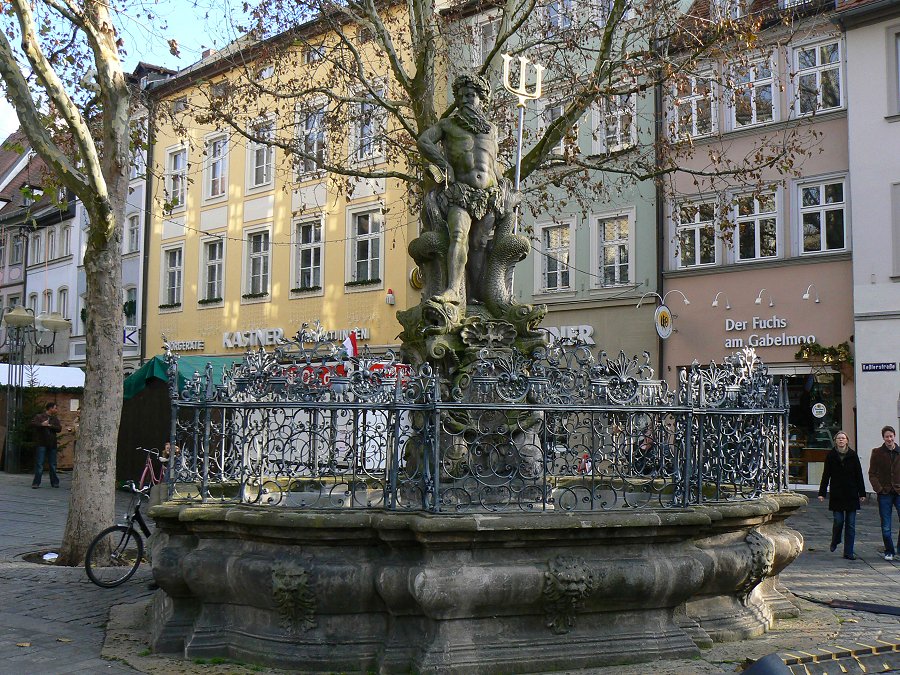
[[121, 480, 151, 498]]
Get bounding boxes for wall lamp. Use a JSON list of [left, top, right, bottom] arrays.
[[754, 289, 774, 307], [711, 292, 731, 310], [802, 284, 820, 303], [636, 289, 691, 309]]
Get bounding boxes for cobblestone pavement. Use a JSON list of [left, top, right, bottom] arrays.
[[2, 469, 900, 674], [0, 471, 153, 674]]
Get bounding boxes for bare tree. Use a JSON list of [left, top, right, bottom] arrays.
[[0, 0, 130, 564], [167, 0, 824, 222]]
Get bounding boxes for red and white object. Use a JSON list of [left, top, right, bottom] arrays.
[[342, 331, 358, 358]]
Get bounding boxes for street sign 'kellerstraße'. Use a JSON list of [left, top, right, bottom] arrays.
[[861, 363, 897, 372]]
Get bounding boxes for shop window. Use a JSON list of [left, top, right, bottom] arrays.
[[783, 371, 843, 486]]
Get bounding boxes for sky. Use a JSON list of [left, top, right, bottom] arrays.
[[1, 1, 248, 142]]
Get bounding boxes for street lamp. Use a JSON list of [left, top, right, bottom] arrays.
[[1, 306, 72, 473]]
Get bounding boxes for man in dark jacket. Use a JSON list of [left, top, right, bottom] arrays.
[[31, 402, 62, 489], [868, 425, 900, 561]]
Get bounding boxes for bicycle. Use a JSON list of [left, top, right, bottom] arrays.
[[84, 481, 152, 587], [136, 446, 167, 489]]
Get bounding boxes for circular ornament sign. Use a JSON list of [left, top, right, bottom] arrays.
[[654, 304, 673, 340], [812, 403, 827, 419]]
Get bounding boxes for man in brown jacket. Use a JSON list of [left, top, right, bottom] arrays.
[[868, 425, 900, 561]]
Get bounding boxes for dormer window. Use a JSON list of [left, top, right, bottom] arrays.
[[711, 0, 743, 20], [21, 185, 43, 207]]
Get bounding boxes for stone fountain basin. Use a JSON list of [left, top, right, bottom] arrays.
[[149, 492, 805, 674]]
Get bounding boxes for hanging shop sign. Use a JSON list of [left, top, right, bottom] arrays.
[[544, 325, 596, 345], [722, 315, 815, 349], [655, 305, 673, 340], [222, 327, 371, 350], [861, 362, 897, 372]]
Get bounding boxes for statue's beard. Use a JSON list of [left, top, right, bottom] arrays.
[[456, 102, 492, 135]]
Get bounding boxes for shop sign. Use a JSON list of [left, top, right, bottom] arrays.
[[812, 402, 827, 418], [655, 305, 673, 340], [222, 327, 371, 349], [723, 315, 815, 349], [544, 325, 595, 345], [168, 339, 205, 351], [861, 362, 897, 372]]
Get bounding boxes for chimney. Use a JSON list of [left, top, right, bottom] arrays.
[[202, 48, 216, 59]]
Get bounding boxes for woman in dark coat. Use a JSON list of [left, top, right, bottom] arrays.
[[818, 430, 867, 560]]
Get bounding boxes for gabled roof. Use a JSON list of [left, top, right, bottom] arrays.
[[0, 130, 29, 187], [0, 150, 54, 219]]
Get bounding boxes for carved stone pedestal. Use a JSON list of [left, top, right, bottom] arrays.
[[149, 494, 805, 674]]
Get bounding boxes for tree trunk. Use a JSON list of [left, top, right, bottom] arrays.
[[57, 196, 126, 566]]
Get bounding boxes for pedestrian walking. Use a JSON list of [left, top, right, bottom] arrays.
[[31, 401, 62, 489], [868, 425, 900, 561], [818, 430, 866, 560]]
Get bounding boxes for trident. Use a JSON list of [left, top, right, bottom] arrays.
[[502, 54, 544, 234]]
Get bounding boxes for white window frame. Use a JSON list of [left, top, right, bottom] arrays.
[[346, 206, 384, 287], [591, 209, 635, 288], [129, 147, 146, 181], [793, 38, 843, 117], [243, 226, 271, 297], [201, 237, 225, 301], [729, 56, 777, 129], [61, 225, 71, 257], [205, 134, 228, 201], [247, 118, 274, 190], [0, 234, 6, 266], [893, 30, 900, 116], [297, 101, 327, 177], [165, 146, 187, 211], [123, 286, 137, 325], [30, 232, 43, 265], [590, 0, 634, 25], [293, 216, 324, 292], [473, 14, 500, 66], [593, 93, 636, 154], [161, 245, 184, 307], [256, 64, 274, 80], [542, 102, 565, 155], [57, 287, 69, 320], [41, 289, 52, 314], [711, 0, 743, 21], [125, 214, 141, 254], [304, 45, 325, 64], [28, 293, 37, 313], [733, 188, 779, 262], [797, 176, 848, 255], [351, 86, 385, 164], [674, 200, 718, 269], [546, 0, 577, 32], [672, 71, 717, 139], [535, 221, 573, 293], [11, 234, 23, 265], [46, 227, 56, 260]]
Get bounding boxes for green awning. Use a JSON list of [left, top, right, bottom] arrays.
[[123, 355, 243, 401]]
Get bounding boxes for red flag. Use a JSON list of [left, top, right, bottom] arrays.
[[342, 331, 358, 358]]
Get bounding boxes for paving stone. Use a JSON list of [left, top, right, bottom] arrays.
[[3, 469, 900, 673]]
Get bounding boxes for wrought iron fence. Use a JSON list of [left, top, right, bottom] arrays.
[[163, 325, 789, 512]]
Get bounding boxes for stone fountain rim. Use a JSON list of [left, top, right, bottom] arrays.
[[150, 492, 806, 533]]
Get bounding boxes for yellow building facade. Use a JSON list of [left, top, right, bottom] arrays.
[[144, 28, 422, 358]]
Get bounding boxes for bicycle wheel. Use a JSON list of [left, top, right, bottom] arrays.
[[85, 525, 144, 588]]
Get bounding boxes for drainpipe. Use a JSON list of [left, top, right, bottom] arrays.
[[139, 101, 156, 365]]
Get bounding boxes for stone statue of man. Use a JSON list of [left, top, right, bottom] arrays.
[[416, 74, 514, 306]]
